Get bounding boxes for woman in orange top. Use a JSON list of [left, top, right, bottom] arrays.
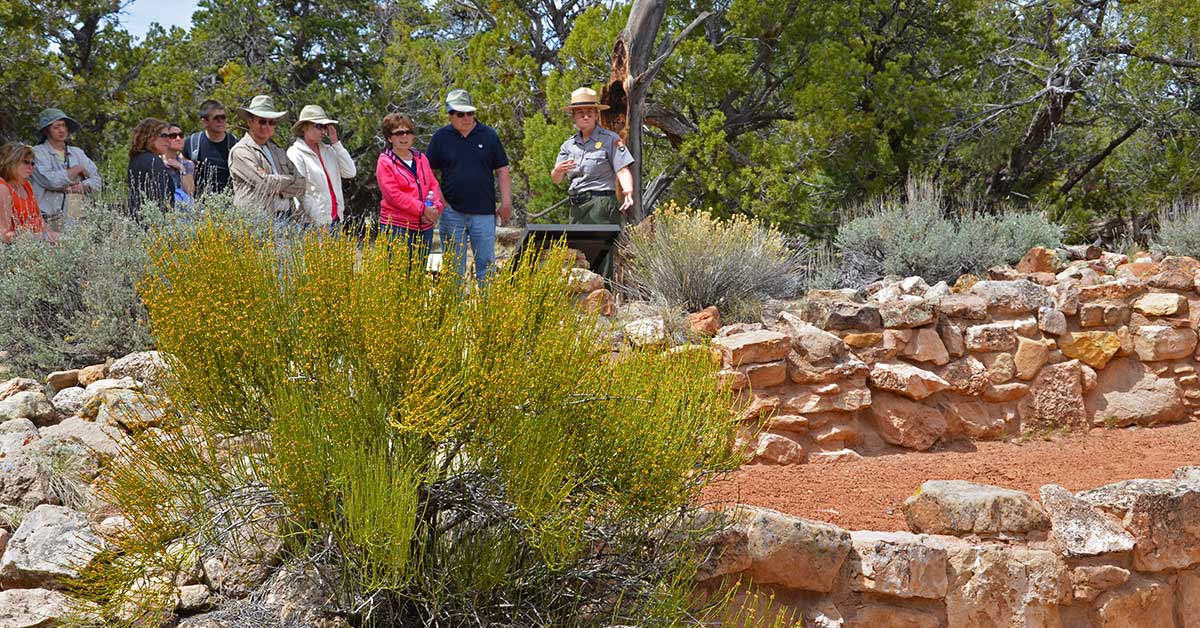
[[0, 142, 55, 243]]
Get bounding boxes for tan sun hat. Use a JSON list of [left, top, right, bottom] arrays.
[[291, 104, 338, 134], [561, 87, 610, 112], [237, 95, 288, 121]]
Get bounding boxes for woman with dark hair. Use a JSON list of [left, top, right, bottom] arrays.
[[126, 118, 175, 216], [376, 113, 443, 263], [0, 142, 55, 243]]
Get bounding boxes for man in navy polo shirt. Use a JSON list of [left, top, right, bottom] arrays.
[[427, 89, 512, 285]]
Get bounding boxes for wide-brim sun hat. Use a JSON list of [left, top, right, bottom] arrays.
[[444, 89, 477, 113], [36, 108, 81, 135], [561, 87, 610, 112], [237, 95, 288, 121], [291, 104, 339, 134]]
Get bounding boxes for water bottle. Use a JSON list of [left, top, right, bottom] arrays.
[[425, 191, 435, 211]]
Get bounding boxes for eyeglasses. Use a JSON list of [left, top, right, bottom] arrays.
[[253, 118, 278, 126], [205, 114, 228, 122], [159, 132, 184, 139], [390, 129, 414, 136], [450, 111, 474, 118]]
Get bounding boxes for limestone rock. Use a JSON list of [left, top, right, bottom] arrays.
[[95, 389, 167, 432], [1094, 576, 1175, 628], [1020, 360, 1086, 429], [942, 400, 1013, 440], [108, 350, 170, 387], [1176, 466, 1200, 482], [807, 448, 865, 464], [0, 392, 56, 427], [970, 279, 1053, 314], [870, 392, 946, 450], [823, 302, 883, 332], [752, 433, 805, 465], [0, 588, 91, 627], [904, 480, 1049, 536], [1078, 479, 1200, 572], [945, 545, 1069, 628], [984, 352, 1016, 384], [692, 512, 751, 582], [1134, 292, 1187, 316], [938, 320, 966, 358], [0, 418, 39, 457], [566, 267, 604, 293], [878, 297, 936, 329], [1071, 565, 1129, 601], [583, 288, 615, 316], [938, 357, 990, 397], [0, 377, 39, 402], [686, 306, 721, 336], [803, 600, 845, 628], [869, 362, 950, 400], [1179, 569, 1200, 628], [1086, 358, 1185, 427], [0, 453, 53, 509], [983, 382, 1030, 402], [780, 378, 872, 414], [846, 530, 951, 599], [0, 505, 104, 589], [843, 332, 882, 349], [1016, 246, 1060, 274], [718, 322, 764, 337], [49, 387, 85, 416], [75, 363, 107, 387], [714, 330, 790, 366], [79, 377, 139, 418], [44, 370, 78, 393], [1039, 484, 1135, 556], [624, 317, 668, 348], [899, 327, 950, 365], [1038, 306, 1067, 336], [739, 506, 852, 593], [1059, 331, 1121, 369], [964, 323, 1018, 353], [850, 606, 941, 628], [1132, 325, 1197, 361], [782, 318, 869, 384], [176, 584, 213, 613], [1014, 337, 1049, 381], [938, 294, 988, 320], [38, 417, 124, 459]]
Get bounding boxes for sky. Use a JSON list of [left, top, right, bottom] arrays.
[[121, 0, 201, 39]]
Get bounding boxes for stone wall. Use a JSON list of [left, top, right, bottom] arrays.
[[698, 469, 1200, 627], [713, 248, 1200, 464]]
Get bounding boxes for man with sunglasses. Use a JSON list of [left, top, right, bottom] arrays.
[[426, 89, 511, 285], [229, 95, 307, 228], [183, 99, 238, 195]]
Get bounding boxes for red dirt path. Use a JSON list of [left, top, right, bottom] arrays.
[[701, 421, 1200, 532]]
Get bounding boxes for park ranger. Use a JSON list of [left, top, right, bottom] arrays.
[[550, 87, 635, 225]]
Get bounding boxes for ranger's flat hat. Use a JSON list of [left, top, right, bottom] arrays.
[[562, 87, 610, 111]]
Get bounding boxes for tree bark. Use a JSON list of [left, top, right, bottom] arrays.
[[601, 0, 666, 224]]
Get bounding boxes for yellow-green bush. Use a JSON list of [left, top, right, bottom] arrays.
[[78, 217, 742, 625]]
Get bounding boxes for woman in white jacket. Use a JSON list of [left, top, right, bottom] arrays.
[[286, 105, 356, 233]]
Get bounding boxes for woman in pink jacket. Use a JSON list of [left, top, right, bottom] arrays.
[[376, 113, 443, 265]]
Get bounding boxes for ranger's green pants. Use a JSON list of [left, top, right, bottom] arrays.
[[568, 193, 621, 278]]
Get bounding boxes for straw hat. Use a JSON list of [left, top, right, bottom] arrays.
[[36, 108, 81, 136], [291, 105, 338, 134], [561, 87, 609, 112], [236, 95, 288, 120]]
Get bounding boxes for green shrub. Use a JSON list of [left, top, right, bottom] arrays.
[[621, 202, 810, 315], [1151, 199, 1200, 257], [77, 218, 742, 626], [0, 202, 152, 375], [834, 178, 1062, 286]]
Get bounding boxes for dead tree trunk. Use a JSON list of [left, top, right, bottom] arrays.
[[601, 0, 666, 224]]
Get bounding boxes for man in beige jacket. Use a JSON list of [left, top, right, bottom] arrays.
[[229, 95, 307, 229]]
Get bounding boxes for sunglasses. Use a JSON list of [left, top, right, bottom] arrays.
[[450, 111, 474, 118], [21, 159, 34, 166], [205, 114, 228, 122], [390, 129, 414, 137], [312, 123, 327, 130], [159, 132, 184, 139], [253, 118, 279, 126]]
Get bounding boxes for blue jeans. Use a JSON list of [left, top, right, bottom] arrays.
[[438, 206, 496, 285], [380, 224, 434, 270]]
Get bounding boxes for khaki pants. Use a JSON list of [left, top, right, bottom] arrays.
[[568, 193, 621, 277]]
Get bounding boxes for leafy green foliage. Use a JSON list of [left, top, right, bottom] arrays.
[[834, 178, 1062, 286], [621, 202, 810, 316], [80, 220, 742, 625]]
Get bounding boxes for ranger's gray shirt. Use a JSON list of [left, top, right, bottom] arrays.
[[554, 127, 635, 195]]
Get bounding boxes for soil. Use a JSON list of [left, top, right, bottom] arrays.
[[701, 420, 1200, 532]]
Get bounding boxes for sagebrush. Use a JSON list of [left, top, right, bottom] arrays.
[[620, 202, 811, 316], [76, 218, 743, 626], [833, 178, 1062, 287], [1151, 199, 1200, 258]]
